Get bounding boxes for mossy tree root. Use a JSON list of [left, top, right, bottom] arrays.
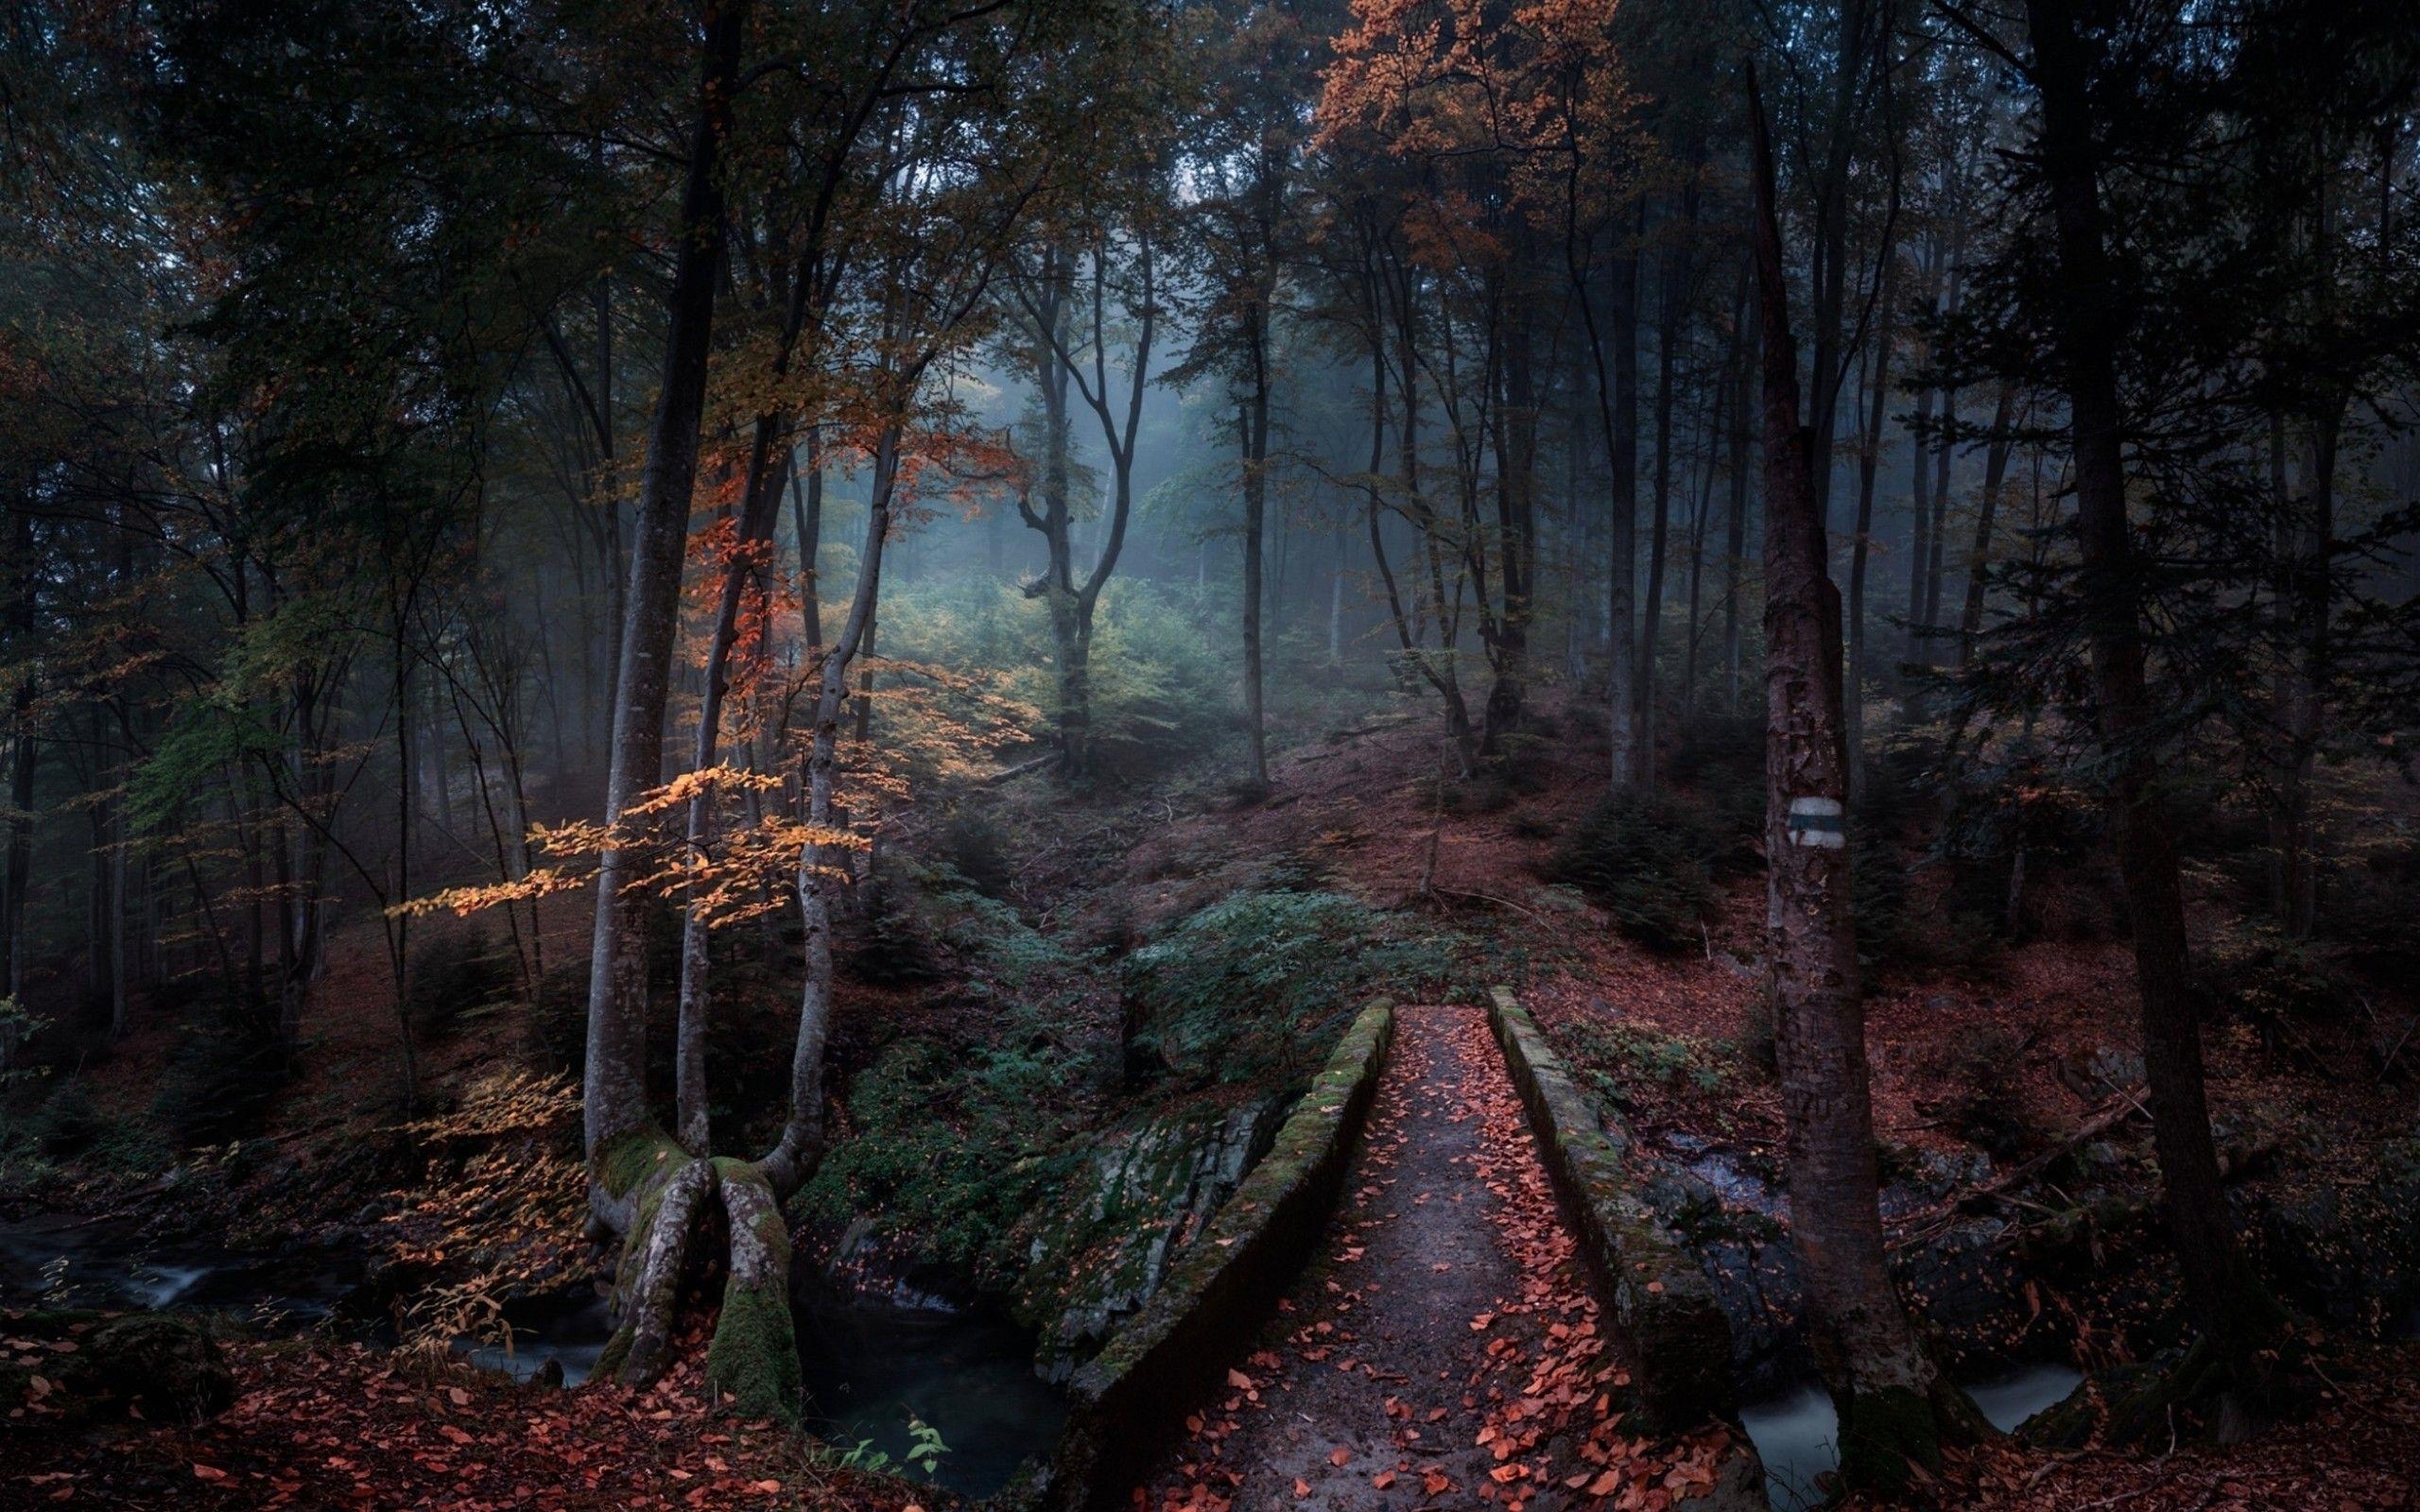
[[2097, 1318, 2306, 1449], [597, 1153, 717, 1387], [1834, 1376, 1990, 1494], [703, 1158, 803, 1422]]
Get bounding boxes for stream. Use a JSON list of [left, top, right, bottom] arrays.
[[0, 1212, 1065, 1500], [1740, 1362, 2083, 1512]]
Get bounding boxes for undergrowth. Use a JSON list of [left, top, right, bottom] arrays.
[[1120, 887, 1468, 1088]]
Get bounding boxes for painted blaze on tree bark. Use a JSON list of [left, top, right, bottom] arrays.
[[1746, 63, 1977, 1492]]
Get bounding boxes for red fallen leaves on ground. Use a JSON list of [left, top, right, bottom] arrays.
[[1875, 1349, 2420, 1512], [0, 1336, 912, 1512], [1150, 1009, 1750, 1512], [1443, 1010, 1740, 1512]]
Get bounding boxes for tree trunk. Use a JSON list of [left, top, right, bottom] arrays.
[[1240, 366, 1270, 788], [584, 0, 749, 1190], [1846, 258, 1899, 799], [793, 429, 825, 652], [1, 681, 34, 1000], [1638, 186, 1698, 787], [1748, 68, 1972, 1489], [675, 444, 787, 1154], [1723, 282, 1754, 716], [2023, 0, 2286, 1410], [1904, 376, 1934, 681], [1955, 384, 2018, 666], [760, 426, 901, 1199], [1481, 297, 1538, 757], [1608, 242, 1642, 786]]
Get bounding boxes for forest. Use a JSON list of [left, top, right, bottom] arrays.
[[2, 1, 2417, 1509]]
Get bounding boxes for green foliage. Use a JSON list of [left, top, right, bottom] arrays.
[[850, 865, 943, 987], [127, 697, 281, 833], [942, 808, 1016, 899], [1120, 889, 1462, 1087], [793, 1024, 1084, 1278], [1559, 1017, 1729, 1104], [905, 1416, 950, 1478], [811, 1415, 948, 1479], [931, 885, 1071, 991], [881, 577, 1234, 782], [1546, 794, 1724, 954], [1666, 714, 1769, 844], [2201, 919, 2346, 1059], [0, 997, 47, 1093], [1856, 853, 2003, 977]]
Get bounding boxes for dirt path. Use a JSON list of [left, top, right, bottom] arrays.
[[1145, 1005, 1727, 1512]]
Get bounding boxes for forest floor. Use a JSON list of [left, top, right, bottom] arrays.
[[8, 689, 2419, 1511], [0, 1334, 916, 1512], [1143, 1004, 1730, 1512]]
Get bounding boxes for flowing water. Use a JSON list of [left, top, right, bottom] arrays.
[[3, 1211, 1066, 1498], [794, 1290, 1067, 1497], [0, 1212, 365, 1325], [1741, 1362, 2084, 1512]]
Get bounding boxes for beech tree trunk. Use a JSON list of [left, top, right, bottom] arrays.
[[1017, 229, 1154, 781], [583, 0, 748, 1189], [1481, 300, 1538, 756], [1637, 182, 1702, 783], [1240, 366, 1270, 789], [1722, 282, 1753, 716], [674, 441, 787, 1154], [1748, 67, 1971, 1490]]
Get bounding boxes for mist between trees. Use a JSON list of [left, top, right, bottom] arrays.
[[4, 0, 2419, 1496]]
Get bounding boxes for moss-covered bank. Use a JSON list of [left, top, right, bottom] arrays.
[[1049, 1000, 1395, 1512]]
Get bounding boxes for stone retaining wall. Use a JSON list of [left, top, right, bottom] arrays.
[[1486, 984, 1736, 1428], [1487, 987, 1771, 1511], [1049, 1001, 1396, 1512]]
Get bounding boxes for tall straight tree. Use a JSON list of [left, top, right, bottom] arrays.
[[582, 0, 751, 1194], [1747, 62, 1975, 1489], [2012, 0, 2288, 1423]]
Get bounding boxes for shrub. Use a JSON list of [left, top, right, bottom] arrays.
[[942, 808, 1017, 900], [792, 1028, 1081, 1278], [1120, 889, 1462, 1087], [30, 1079, 103, 1158], [2200, 919, 2345, 1062], [849, 862, 942, 987], [1667, 714, 1769, 843], [406, 926, 518, 1039], [1546, 794, 1725, 953], [1919, 1025, 2038, 1159], [1561, 1017, 1729, 1102], [153, 1029, 287, 1146], [880, 577, 1235, 784]]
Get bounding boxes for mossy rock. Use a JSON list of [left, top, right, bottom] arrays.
[[1012, 1094, 1288, 1379]]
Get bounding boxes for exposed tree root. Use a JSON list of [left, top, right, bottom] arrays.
[[596, 1153, 717, 1387], [585, 1143, 808, 1424], [703, 1158, 802, 1422], [1834, 1374, 1994, 1493], [2029, 1313, 2308, 1452]]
